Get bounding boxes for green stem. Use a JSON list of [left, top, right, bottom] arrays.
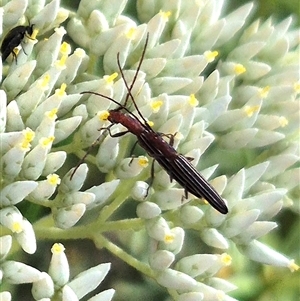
[[95, 234, 155, 279]]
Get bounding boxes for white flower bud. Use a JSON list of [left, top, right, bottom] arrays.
[[15, 218, 37, 254], [0, 291, 11, 301], [0, 181, 37, 206], [29, 175, 60, 202], [156, 268, 197, 290], [159, 227, 185, 255], [152, 188, 187, 210], [48, 243, 69, 286], [62, 285, 79, 301], [0, 206, 23, 233], [145, 217, 171, 242], [149, 250, 175, 270], [222, 209, 260, 238], [32, 272, 54, 300], [180, 205, 204, 225], [115, 156, 148, 179], [136, 201, 161, 219], [54, 116, 82, 144], [63, 191, 95, 206], [177, 292, 204, 301], [201, 228, 229, 249], [53, 203, 86, 229], [238, 240, 299, 271], [60, 164, 88, 193], [3, 61, 36, 99], [86, 180, 120, 209], [96, 135, 119, 173], [208, 277, 237, 292], [0, 235, 12, 259], [131, 181, 149, 201], [2, 261, 42, 284], [87, 288, 115, 301], [68, 263, 111, 299]]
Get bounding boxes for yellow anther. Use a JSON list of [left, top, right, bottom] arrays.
[[12, 221, 23, 233], [164, 233, 175, 244], [189, 94, 199, 107], [40, 74, 50, 88], [234, 63, 246, 75], [51, 243, 65, 254], [104, 72, 118, 84], [23, 128, 35, 142], [159, 10, 172, 21], [31, 28, 39, 40], [99, 111, 110, 121], [204, 50, 219, 63], [138, 156, 149, 168], [60, 42, 71, 56], [288, 260, 299, 272], [45, 108, 58, 120], [56, 54, 68, 68], [55, 83, 67, 97], [244, 105, 260, 117], [151, 100, 163, 113], [221, 253, 232, 266], [126, 28, 136, 39], [259, 86, 270, 98], [47, 174, 61, 186], [146, 120, 154, 127], [40, 136, 55, 147]]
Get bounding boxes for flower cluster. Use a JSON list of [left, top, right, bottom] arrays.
[[0, 239, 113, 301], [0, 0, 299, 300]]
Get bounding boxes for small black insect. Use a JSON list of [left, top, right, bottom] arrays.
[[79, 34, 228, 214], [1, 23, 34, 62]]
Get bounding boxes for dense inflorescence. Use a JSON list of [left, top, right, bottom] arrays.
[[0, 1, 299, 300]]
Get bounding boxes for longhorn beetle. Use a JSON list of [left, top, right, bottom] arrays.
[[80, 33, 228, 214], [1, 23, 34, 62]]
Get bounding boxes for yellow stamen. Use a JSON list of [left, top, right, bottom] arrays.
[[60, 42, 71, 56], [45, 108, 58, 120], [138, 156, 149, 168], [221, 253, 232, 266], [288, 260, 299, 272], [259, 86, 270, 98], [31, 28, 39, 40], [164, 233, 175, 244], [47, 174, 61, 186], [159, 10, 172, 21], [12, 221, 23, 233], [99, 111, 110, 121], [40, 136, 55, 147], [189, 94, 199, 107], [146, 120, 154, 127], [234, 63, 246, 75], [51, 243, 65, 254], [23, 128, 35, 142], [104, 72, 118, 84], [55, 83, 67, 97], [56, 54, 68, 68], [204, 50, 219, 63], [151, 100, 163, 113], [126, 28, 136, 39], [40, 74, 50, 88], [244, 105, 260, 117]]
